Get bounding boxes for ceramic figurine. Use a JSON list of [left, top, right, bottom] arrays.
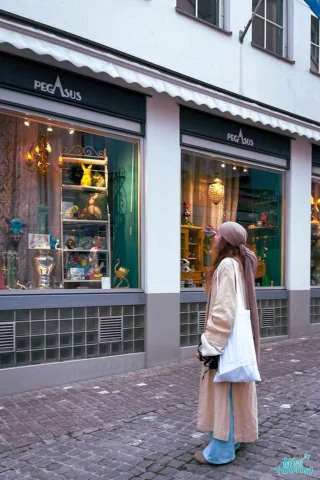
[[81, 164, 92, 186], [4, 217, 30, 234], [92, 172, 105, 187], [114, 259, 130, 288], [65, 237, 76, 249], [79, 193, 102, 220]]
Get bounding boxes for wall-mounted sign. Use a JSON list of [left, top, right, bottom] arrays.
[[180, 106, 291, 159], [227, 129, 254, 147], [0, 52, 146, 124], [34, 76, 82, 101]]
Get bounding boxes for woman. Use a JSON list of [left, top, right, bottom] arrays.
[[195, 221, 260, 465]]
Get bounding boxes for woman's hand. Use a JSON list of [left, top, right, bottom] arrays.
[[196, 352, 200, 359]]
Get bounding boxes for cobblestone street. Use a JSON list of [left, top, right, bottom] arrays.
[[0, 334, 319, 480]]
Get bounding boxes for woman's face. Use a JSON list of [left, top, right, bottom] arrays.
[[214, 232, 222, 251]]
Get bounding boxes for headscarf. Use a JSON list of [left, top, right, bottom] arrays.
[[218, 222, 260, 364]]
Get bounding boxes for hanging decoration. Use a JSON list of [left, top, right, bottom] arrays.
[[208, 178, 225, 205], [26, 134, 63, 176]]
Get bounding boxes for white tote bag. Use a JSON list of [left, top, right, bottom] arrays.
[[213, 259, 261, 383]]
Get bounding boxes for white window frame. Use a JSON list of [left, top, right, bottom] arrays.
[[252, 0, 293, 60], [178, 0, 228, 30], [311, 13, 320, 73]]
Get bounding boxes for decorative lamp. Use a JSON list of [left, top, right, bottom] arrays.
[[208, 178, 225, 205], [26, 134, 62, 176]]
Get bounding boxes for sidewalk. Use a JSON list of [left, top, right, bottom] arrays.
[[0, 334, 320, 480]]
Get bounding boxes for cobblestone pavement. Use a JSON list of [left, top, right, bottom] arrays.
[[0, 334, 320, 480]]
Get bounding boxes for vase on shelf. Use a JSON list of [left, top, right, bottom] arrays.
[[33, 251, 55, 289]]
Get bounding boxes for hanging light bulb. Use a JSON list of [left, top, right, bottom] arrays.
[[24, 120, 30, 127], [233, 165, 237, 171], [47, 126, 53, 132], [69, 129, 75, 135], [208, 178, 225, 205], [221, 163, 226, 168], [243, 167, 248, 173]]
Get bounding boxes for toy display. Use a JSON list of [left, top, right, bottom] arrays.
[[79, 193, 102, 220], [81, 164, 92, 186]]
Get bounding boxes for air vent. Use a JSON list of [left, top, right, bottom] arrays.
[[261, 308, 275, 328], [99, 317, 122, 343], [0, 323, 15, 353], [198, 311, 206, 334]]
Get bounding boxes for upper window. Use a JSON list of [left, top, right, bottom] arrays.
[[252, 0, 287, 57], [311, 15, 320, 72], [177, 0, 225, 29]]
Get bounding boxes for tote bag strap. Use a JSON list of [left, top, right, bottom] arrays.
[[216, 258, 245, 312]]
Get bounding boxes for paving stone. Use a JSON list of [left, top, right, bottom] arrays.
[[0, 335, 319, 480]]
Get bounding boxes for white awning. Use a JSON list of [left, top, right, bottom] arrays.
[[1, 17, 320, 142]]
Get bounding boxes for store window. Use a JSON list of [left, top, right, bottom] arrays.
[[311, 15, 320, 72], [181, 151, 284, 289], [311, 179, 320, 285], [177, 0, 225, 29], [252, 0, 287, 57], [0, 111, 140, 290]]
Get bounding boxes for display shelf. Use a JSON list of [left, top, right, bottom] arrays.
[[62, 249, 108, 253], [61, 145, 111, 290], [62, 184, 107, 192], [253, 200, 278, 207], [64, 279, 102, 283], [63, 219, 108, 225], [248, 226, 278, 231]]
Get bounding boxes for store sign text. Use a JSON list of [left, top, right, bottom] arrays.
[[227, 129, 254, 147], [34, 76, 82, 101]]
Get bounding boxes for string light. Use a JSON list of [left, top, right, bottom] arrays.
[[47, 126, 53, 132], [24, 120, 30, 127], [233, 165, 237, 171], [243, 167, 248, 173], [221, 163, 226, 168], [69, 129, 75, 135]]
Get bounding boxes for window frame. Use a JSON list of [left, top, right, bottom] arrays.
[[180, 146, 286, 291], [252, 0, 291, 60], [311, 14, 320, 73], [0, 104, 143, 294], [176, 0, 229, 32]]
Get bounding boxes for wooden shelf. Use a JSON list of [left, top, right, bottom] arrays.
[[63, 249, 108, 253], [63, 219, 108, 225], [62, 184, 107, 192]]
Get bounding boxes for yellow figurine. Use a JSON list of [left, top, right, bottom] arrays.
[[81, 164, 92, 186]]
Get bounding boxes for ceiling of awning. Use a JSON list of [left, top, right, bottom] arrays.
[[1, 17, 320, 142]]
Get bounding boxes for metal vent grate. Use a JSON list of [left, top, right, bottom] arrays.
[[99, 317, 123, 343], [198, 311, 206, 334], [260, 308, 275, 328], [0, 323, 15, 353]]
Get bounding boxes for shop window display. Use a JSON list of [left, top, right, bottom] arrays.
[[0, 112, 139, 290], [181, 151, 284, 288], [311, 179, 320, 285]]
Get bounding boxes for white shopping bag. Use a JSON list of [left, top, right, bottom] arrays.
[[213, 259, 261, 383]]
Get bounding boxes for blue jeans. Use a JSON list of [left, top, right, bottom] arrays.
[[203, 383, 241, 464]]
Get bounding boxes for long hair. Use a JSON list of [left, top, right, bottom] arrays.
[[205, 237, 244, 294]]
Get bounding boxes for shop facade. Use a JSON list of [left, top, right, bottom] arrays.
[[0, 16, 319, 396]]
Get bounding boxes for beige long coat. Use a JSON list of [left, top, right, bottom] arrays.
[[197, 257, 258, 443]]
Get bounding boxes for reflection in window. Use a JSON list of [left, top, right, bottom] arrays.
[[177, 0, 224, 28], [252, 0, 285, 57], [181, 151, 284, 289], [0, 111, 139, 291]]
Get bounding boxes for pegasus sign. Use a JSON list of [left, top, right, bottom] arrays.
[[34, 75, 82, 101], [227, 129, 254, 147]]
